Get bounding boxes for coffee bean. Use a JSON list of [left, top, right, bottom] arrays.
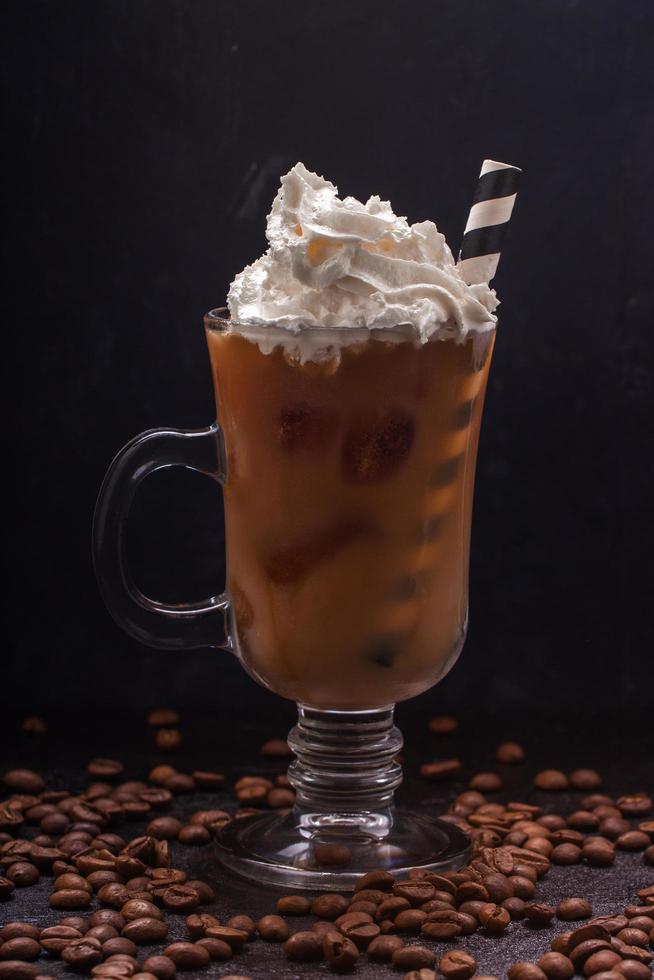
[[428, 715, 458, 734], [311, 894, 349, 919], [614, 962, 653, 980], [259, 738, 292, 757], [322, 932, 358, 970], [141, 958, 176, 980], [195, 938, 232, 960], [503, 898, 526, 920], [161, 885, 199, 912], [204, 927, 248, 951], [155, 730, 182, 752], [421, 910, 462, 940], [283, 931, 322, 961], [393, 946, 436, 970], [49, 888, 91, 909], [617, 832, 650, 851], [61, 938, 103, 968], [643, 845, 654, 865], [354, 869, 395, 892], [479, 903, 511, 932], [102, 939, 137, 958], [0, 929, 39, 944], [54, 872, 90, 892], [617, 795, 652, 817], [469, 772, 503, 791], [551, 844, 582, 865], [146, 818, 182, 841], [439, 950, 477, 980], [98, 883, 130, 907], [162, 775, 194, 795], [40, 926, 83, 953], [568, 769, 602, 790], [268, 786, 296, 807], [95, 911, 129, 935], [570, 941, 615, 969], [0, 964, 38, 980], [616, 929, 650, 947], [186, 880, 214, 906], [6, 864, 38, 888], [0, 940, 40, 962], [226, 916, 254, 940], [121, 919, 168, 944], [558, 898, 593, 921], [88, 759, 124, 780], [582, 840, 615, 866], [395, 910, 426, 933], [524, 903, 556, 925], [394, 881, 436, 906], [538, 953, 575, 980], [177, 826, 210, 846], [277, 895, 311, 915], [569, 925, 611, 948], [583, 951, 622, 976], [256, 915, 289, 942], [419, 760, 461, 780], [367, 934, 405, 962], [162, 944, 209, 970], [190, 771, 224, 789], [148, 766, 177, 786], [551, 934, 574, 956], [122, 899, 161, 921], [403, 970, 437, 980], [59, 917, 89, 934], [508, 965, 548, 980], [496, 742, 526, 764], [3, 772, 44, 795], [534, 770, 569, 791]]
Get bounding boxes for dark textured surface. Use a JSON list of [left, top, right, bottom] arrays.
[[2, 0, 654, 711], [1, 709, 653, 977]]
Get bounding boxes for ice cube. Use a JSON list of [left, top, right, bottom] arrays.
[[430, 454, 462, 489], [342, 409, 415, 483], [262, 516, 371, 585], [277, 403, 337, 452], [451, 398, 475, 431], [364, 633, 405, 668]]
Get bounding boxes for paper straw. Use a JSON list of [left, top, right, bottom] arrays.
[[458, 159, 521, 285]]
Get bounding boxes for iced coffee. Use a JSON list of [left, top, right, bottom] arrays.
[[211, 163, 499, 710]]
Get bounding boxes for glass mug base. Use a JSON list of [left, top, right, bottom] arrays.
[[215, 704, 470, 890], [215, 808, 470, 891]]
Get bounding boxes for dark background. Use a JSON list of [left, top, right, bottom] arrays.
[[3, 0, 653, 715]]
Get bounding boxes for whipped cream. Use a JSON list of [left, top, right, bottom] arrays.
[[227, 163, 498, 359]]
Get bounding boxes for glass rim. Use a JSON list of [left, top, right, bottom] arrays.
[[204, 307, 497, 337]]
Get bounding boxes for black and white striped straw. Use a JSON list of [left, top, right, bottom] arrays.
[[458, 159, 521, 286]]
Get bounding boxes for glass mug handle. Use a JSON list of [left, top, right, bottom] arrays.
[[92, 424, 231, 651]]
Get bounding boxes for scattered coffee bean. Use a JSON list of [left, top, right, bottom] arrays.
[[190, 771, 224, 790], [283, 931, 322, 961], [470, 772, 503, 792], [162, 943, 209, 970], [0, 939, 40, 962], [534, 770, 569, 791], [102, 939, 137, 957], [204, 927, 248, 951], [524, 903, 556, 925], [538, 952, 575, 980], [428, 715, 458, 734], [311, 843, 351, 866], [0, 878, 15, 900], [618, 795, 652, 817], [497, 742, 526, 764], [0, 964, 38, 980], [614, 962, 653, 980], [147, 709, 180, 727], [420, 760, 461, 780], [6, 864, 39, 888], [259, 738, 292, 757], [121, 918, 168, 944], [141, 958, 176, 980], [0, 929, 39, 944], [582, 840, 616, 866], [186, 880, 215, 904], [256, 915, 289, 942], [277, 894, 311, 914], [367, 934, 405, 961], [49, 888, 91, 909], [508, 964, 548, 980], [479, 903, 511, 932], [161, 885, 199, 912], [354, 869, 395, 892], [393, 945, 436, 970], [583, 950, 622, 975], [322, 932, 358, 969], [439, 950, 477, 979], [88, 759, 124, 779], [155, 730, 182, 753], [569, 769, 602, 790], [177, 825, 210, 846], [3, 771, 45, 794], [195, 938, 232, 960], [311, 894, 349, 919], [146, 817, 182, 840], [61, 938, 103, 969], [558, 898, 593, 921], [617, 832, 650, 851], [551, 843, 582, 865]]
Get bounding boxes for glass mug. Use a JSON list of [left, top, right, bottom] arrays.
[[93, 308, 495, 888]]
